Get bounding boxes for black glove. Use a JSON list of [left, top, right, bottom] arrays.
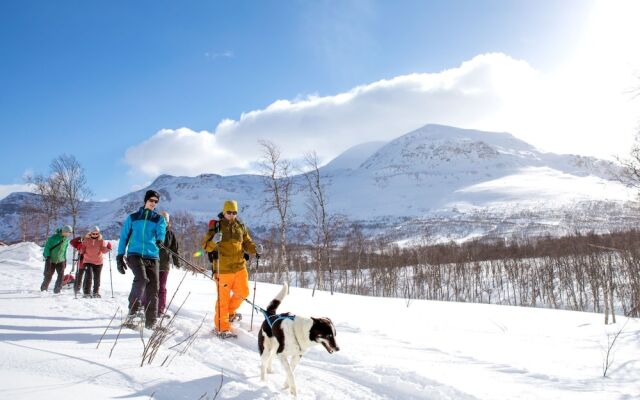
[[174, 261, 180, 269], [243, 252, 250, 261], [116, 255, 127, 274], [156, 240, 164, 249], [207, 251, 218, 263]]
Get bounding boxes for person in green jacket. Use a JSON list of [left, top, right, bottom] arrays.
[[40, 225, 73, 294]]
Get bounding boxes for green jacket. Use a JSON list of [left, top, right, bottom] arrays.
[[43, 229, 69, 264]]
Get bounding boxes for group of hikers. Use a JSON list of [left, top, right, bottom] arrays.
[[40, 189, 262, 337]]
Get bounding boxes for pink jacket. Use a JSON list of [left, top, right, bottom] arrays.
[[80, 233, 110, 266]]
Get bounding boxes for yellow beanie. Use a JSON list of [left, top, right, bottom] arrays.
[[223, 200, 238, 213]]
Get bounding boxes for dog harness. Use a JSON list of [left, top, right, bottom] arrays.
[[244, 299, 295, 329], [265, 313, 295, 329]]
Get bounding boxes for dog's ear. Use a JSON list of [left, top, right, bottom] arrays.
[[312, 317, 333, 325]]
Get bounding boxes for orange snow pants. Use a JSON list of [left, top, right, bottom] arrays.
[[214, 268, 249, 332]]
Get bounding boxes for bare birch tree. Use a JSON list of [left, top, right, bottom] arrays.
[[50, 154, 92, 234], [24, 173, 63, 238], [615, 76, 640, 187], [303, 151, 334, 295], [259, 140, 294, 283]]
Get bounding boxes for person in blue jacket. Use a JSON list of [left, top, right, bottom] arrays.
[[117, 189, 167, 329]]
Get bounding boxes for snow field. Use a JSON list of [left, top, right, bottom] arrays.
[[0, 242, 638, 399]]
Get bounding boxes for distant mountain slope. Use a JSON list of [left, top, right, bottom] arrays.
[[1, 124, 636, 243]]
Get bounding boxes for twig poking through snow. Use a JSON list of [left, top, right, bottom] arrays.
[[97, 306, 120, 349]]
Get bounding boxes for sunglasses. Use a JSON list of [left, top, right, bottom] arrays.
[[147, 198, 159, 204], [225, 211, 237, 215]]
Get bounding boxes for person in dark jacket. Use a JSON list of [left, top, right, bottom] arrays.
[[157, 211, 180, 318], [116, 190, 167, 329], [40, 225, 72, 294]]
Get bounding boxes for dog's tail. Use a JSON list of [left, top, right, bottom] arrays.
[[266, 283, 288, 316]]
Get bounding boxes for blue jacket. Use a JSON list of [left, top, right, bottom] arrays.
[[117, 207, 167, 259]]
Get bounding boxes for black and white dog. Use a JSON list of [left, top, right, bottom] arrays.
[[258, 283, 340, 396]]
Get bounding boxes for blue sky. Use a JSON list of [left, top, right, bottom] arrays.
[[3, 0, 637, 201]]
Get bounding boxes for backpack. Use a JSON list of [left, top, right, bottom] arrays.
[[62, 274, 75, 287]]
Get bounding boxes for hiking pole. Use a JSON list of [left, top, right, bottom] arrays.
[[108, 249, 114, 298], [157, 242, 214, 280], [214, 224, 222, 335], [250, 254, 259, 331], [73, 256, 80, 299], [216, 253, 221, 334]]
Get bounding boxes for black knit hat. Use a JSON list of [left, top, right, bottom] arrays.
[[144, 189, 160, 203]]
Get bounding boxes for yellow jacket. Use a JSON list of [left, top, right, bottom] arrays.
[[202, 215, 257, 274]]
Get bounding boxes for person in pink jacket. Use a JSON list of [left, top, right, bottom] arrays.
[[75, 226, 111, 298]]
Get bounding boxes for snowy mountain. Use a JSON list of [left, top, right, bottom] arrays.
[[0, 242, 638, 399], [0, 124, 637, 242]]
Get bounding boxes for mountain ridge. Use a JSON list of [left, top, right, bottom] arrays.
[[1, 124, 636, 243]]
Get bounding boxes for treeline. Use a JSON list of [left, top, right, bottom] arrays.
[[252, 228, 640, 322]]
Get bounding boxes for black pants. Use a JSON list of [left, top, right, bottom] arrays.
[[74, 263, 103, 294], [41, 260, 65, 293], [127, 256, 159, 324]]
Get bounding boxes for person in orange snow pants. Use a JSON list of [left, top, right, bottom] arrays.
[[202, 200, 262, 334]]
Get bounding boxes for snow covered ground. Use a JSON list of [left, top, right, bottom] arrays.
[[0, 242, 638, 399]]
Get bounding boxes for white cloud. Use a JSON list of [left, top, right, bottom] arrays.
[[125, 53, 544, 177], [124, 1, 640, 179], [124, 128, 248, 177], [204, 51, 234, 60], [0, 184, 34, 201]]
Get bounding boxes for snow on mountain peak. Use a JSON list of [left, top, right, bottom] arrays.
[[359, 124, 541, 176]]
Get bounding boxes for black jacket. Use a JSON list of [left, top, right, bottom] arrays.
[[159, 228, 180, 271]]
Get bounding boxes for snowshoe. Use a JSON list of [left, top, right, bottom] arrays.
[[122, 319, 140, 330], [83, 293, 92, 299], [215, 330, 238, 339], [92, 293, 101, 298], [123, 311, 144, 330], [229, 313, 242, 323]]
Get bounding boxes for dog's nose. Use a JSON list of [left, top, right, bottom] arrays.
[[335, 346, 340, 352]]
